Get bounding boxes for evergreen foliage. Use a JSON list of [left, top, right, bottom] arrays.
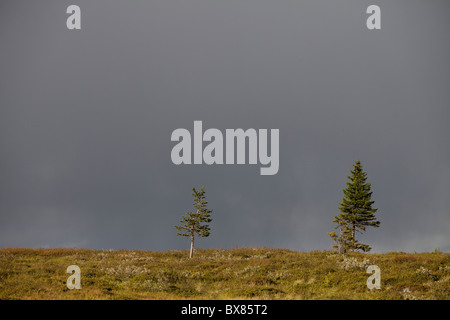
[[176, 186, 213, 258], [329, 161, 379, 253]]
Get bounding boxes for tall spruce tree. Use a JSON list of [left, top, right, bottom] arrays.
[[175, 186, 212, 258], [329, 161, 379, 253]]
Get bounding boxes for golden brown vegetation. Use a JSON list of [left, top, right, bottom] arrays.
[[0, 247, 448, 300]]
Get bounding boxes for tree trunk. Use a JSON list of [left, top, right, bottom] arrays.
[[189, 235, 194, 259], [351, 224, 356, 252], [188, 201, 200, 259], [338, 226, 345, 254]]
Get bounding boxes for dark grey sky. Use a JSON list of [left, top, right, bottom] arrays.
[[1, 0, 449, 253]]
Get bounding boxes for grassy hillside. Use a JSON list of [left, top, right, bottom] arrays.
[[0, 248, 448, 300]]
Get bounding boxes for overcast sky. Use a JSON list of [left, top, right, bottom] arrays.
[[1, 0, 449, 253]]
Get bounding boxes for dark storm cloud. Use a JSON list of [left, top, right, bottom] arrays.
[[1, 0, 449, 252]]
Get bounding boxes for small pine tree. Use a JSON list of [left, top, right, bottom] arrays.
[[328, 216, 352, 254], [175, 186, 213, 258], [329, 161, 379, 253]]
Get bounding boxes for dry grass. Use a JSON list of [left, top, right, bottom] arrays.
[[0, 247, 448, 300]]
